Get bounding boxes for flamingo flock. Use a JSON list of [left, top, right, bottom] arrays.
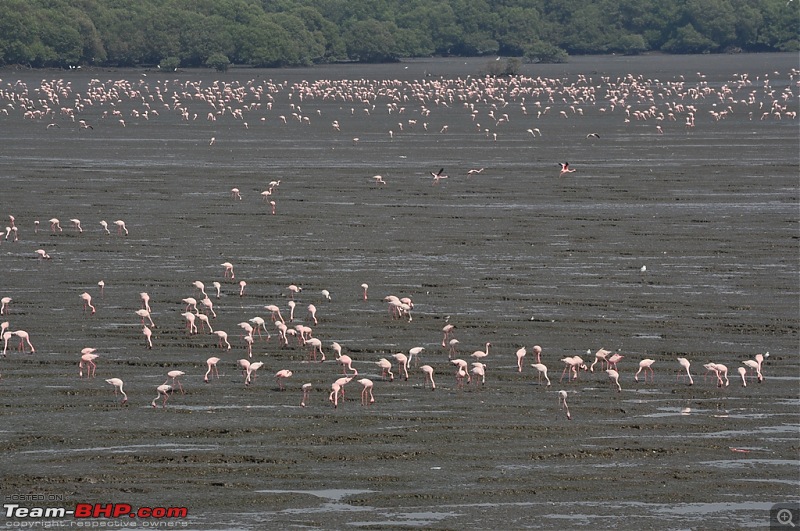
[[0, 64, 791, 416]]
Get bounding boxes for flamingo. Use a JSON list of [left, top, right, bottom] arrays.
[[100, 220, 110, 234], [182, 312, 197, 334], [606, 369, 622, 392], [321, 289, 331, 301], [204, 357, 221, 382], [590, 348, 610, 372], [135, 309, 155, 328], [361, 283, 369, 300], [607, 353, 624, 371], [0, 297, 11, 315], [79, 349, 99, 378], [516, 347, 527, 372], [106, 378, 127, 404], [300, 383, 312, 407], [531, 363, 551, 386], [151, 383, 172, 408], [192, 281, 207, 298], [559, 162, 576, 176], [738, 367, 748, 387], [214, 330, 232, 350], [212, 282, 221, 298], [142, 326, 153, 349], [358, 378, 375, 405], [558, 390, 572, 420], [275, 369, 293, 390], [222, 262, 235, 279], [288, 284, 302, 299], [634, 359, 656, 382], [167, 370, 185, 393], [13, 330, 34, 353], [742, 356, 764, 382], [70, 218, 82, 232], [441, 324, 455, 348], [677, 357, 694, 385], [337, 354, 357, 376], [307, 304, 318, 325], [113, 220, 128, 235], [49, 218, 62, 232], [420, 365, 436, 390], [376, 358, 394, 381], [392, 353, 409, 381], [408, 346, 424, 367], [431, 167, 448, 184]]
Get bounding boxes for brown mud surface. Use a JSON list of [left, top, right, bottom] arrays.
[[0, 54, 797, 529]]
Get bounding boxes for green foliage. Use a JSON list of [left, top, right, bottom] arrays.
[[0, 0, 794, 68], [159, 56, 180, 71], [206, 53, 230, 71]]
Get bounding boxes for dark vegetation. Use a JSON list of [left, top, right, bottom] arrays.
[[0, 0, 797, 69]]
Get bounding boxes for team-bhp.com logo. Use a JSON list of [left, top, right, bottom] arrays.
[[5, 502, 188, 520]]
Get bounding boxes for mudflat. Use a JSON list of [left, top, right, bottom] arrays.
[[0, 53, 797, 529]]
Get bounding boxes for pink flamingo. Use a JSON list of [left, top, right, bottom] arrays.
[[471, 363, 486, 386], [151, 383, 172, 408], [337, 354, 358, 376], [713, 364, 730, 387], [559, 162, 576, 176], [114, 220, 128, 235], [168, 370, 185, 393], [376, 358, 394, 381], [200, 297, 216, 318], [677, 357, 694, 385], [0, 297, 11, 315], [100, 220, 110, 234], [136, 309, 155, 328], [420, 365, 436, 390], [448, 339, 459, 358], [306, 338, 325, 362], [559, 356, 586, 382], [287, 300, 296, 321], [392, 353, 409, 381], [516, 347, 527, 372], [142, 326, 153, 349], [634, 359, 655, 382], [408, 346, 425, 367], [265, 304, 285, 324], [49, 218, 62, 232], [451, 359, 471, 386], [13, 330, 34, 353], [607, 353, 624, 371], [140, 292, 151, 313], [70, 218, 82, 232], [212, 282, 221, 298], [98, 280, 105, 296], [361, 283, 369, 300], [204, 357, 221, 382], [192, 281, 207, 298], [182, 297, 198, 313], [2, 330, 11, 356], [79, 348, 99, 378], [471, 342, 491, 363], [238, 280, 246, 297], [221, 262, 235, 279], [737, 367, 748, 387], [441, 324, 455, 347], [531, 363, 551, 386], [212, 330, 230, 350], [300, 383, 312, 407], [288, 285, 302, 299], [531, 345, 542, 364], [358, 378, 375, 405], [590, 348, 610, 372], [275, 369, 293, 390], [182, 312, 197, 334], [558, 390, 572, 420], [36, 249, 51, 259], [307, 304, 318, 325], [742, 355, 764, 383], [106, 378, 127, 404], [606, 369, 622, 392]]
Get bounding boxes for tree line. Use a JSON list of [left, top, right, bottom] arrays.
[[0, 0, 796, 70]]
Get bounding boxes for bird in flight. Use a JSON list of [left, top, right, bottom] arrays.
[[586, 133, 600, 138], [559, 162, 576, 176], [431, 168, 448, 184], [466, 168, 484, 175]]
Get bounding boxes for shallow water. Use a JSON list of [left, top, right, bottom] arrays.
[[0, 53, 798, 529]]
